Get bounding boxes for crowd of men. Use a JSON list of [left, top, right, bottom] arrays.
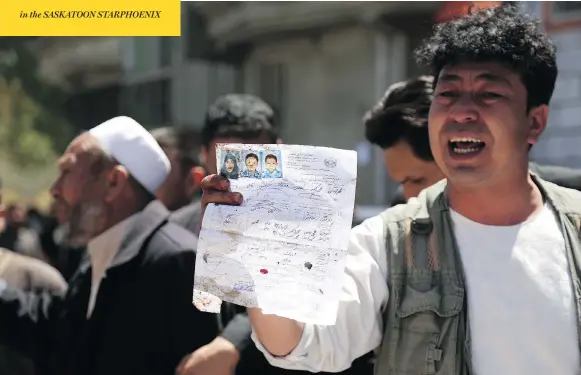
[[0, 94, 375, 375], [0, 4, 580, 375]]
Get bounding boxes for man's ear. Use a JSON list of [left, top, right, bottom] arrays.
[[527, 105, 549, 146], [190, 166, 206, 187], [201, 145, 209, 166], [104, 165, 130, 202], [185, 166, 206, 198]]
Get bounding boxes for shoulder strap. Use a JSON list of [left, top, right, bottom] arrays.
[[379, 201, 440, 319], [380, 203, 439, 274]]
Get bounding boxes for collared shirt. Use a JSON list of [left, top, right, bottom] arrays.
[[240, 170, 261, 178], [262, 169, 282, 178], [86, 215, 134, 318]]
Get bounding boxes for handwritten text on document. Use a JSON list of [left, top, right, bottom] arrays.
[[193, 144, 357, 325]]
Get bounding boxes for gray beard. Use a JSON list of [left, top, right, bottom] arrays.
[[63, 201, 105, 248]]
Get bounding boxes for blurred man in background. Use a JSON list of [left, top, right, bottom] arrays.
[[153, 125, 258, 375], [364, 76, 443, 204], [152, 126, 206, 212], [0, 174, 67, 375], [174, 94, 280, 375], [364, 76, 581, 207], [175, 94, 373, 375], [0, 175, 66, 291], [0, 203, 45, 261], [26, 207, 47, 234], [171, 94, 280, 237]]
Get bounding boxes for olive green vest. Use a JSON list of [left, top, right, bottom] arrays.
[[374, 174, 581, 375]]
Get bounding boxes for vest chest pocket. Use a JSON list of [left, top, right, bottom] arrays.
[[392, 284, 463, 375]]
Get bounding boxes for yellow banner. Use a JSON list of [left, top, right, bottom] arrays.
[[0, 0, 181, 36]]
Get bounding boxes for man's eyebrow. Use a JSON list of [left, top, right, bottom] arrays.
[[475, 72, 512, 86], [438, 72, 512, 86], [438, 73, 461, 83]]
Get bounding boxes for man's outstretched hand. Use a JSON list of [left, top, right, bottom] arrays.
[[198, 174, 305, 359], [200, 174, 244, 221]]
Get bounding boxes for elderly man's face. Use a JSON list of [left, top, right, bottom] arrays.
[[50, 136, 109, 247]]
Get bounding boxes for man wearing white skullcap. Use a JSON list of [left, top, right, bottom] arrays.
[[89, 116, 171, 195], [0, 116, 224, 375]]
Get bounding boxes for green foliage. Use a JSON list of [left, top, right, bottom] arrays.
[[0, 80, 60, 168], [0, 38, 72, 168]]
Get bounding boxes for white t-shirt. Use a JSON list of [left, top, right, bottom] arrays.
[[451, 204, 579, 374], [252, 204, 580, 374]]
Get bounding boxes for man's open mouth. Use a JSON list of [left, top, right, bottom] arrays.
[[448, 137, 486, 155]]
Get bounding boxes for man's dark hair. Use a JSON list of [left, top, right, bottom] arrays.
[[245, 153, 258, 162], [364, 76, 434, 161], [265, 154, 277, 163], [151, 126, 202, 176], [201, 94, 279, 147], [415, 4, 557, 111]]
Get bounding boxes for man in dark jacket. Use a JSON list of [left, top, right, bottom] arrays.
[[152, 125, 263, 375], [0, 116, 223, 375], [174, 95, 374, 375], [173, 95, 279, 375], [152, 127, 205, 212], [363, 76, 581, 207]]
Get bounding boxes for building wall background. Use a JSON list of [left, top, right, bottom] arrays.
[[16, 1, 581, 208], [521, 1, 581, 168], [242, 27, 381, 205]]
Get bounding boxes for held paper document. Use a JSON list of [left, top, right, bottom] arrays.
[[193, 144, 357, 325]]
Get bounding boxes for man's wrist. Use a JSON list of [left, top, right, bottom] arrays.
[[214, 336, 240, 363], [215, 336, 239, 352]]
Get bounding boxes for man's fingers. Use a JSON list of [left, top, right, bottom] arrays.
[[201, 174, 230, 192], [199, 175, 242, 223], [175, 354, 190, 374], [201, 191, 243, 207]]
